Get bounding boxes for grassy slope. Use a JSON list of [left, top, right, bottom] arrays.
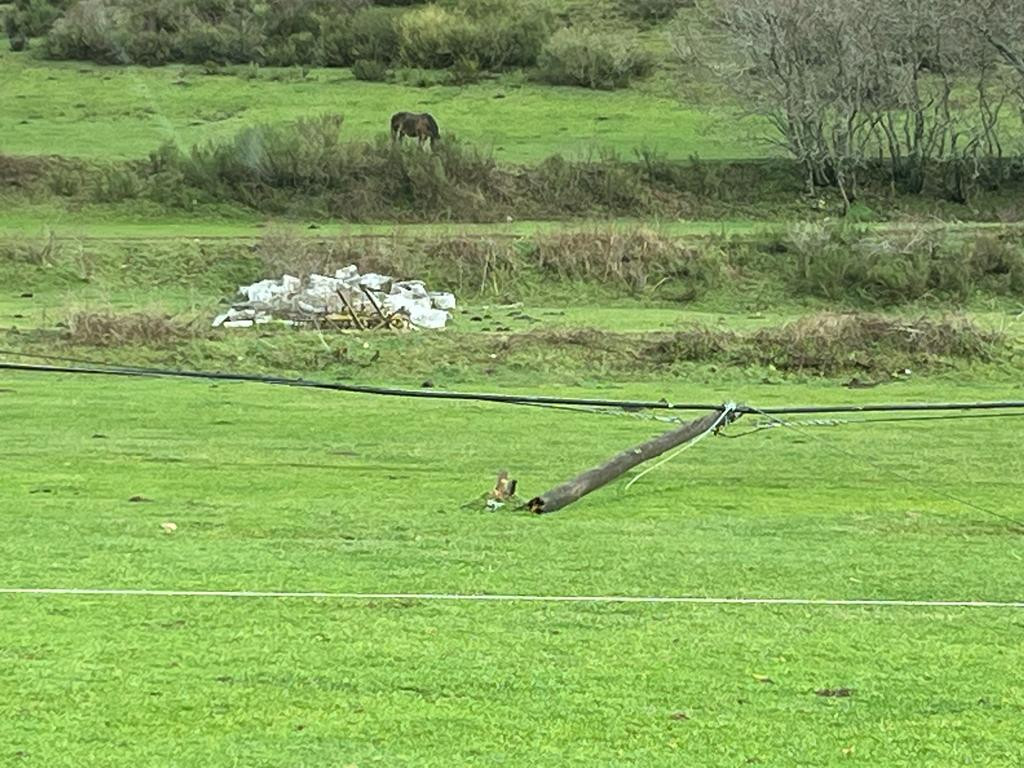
[[0, 210, 775, 239], [1, 372, 1023, 766], [0, 50, 769, 164], [3, 213, 1022, 240], [2, 232, 1021, 345]]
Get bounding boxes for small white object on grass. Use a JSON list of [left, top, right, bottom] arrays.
[[160, 522, 178, 534]]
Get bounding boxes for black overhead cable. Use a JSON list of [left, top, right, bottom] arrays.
[[2, 354, 1024, 417], [0, 360, 719, 412]]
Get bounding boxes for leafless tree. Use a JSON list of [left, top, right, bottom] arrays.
[[676, 0, 1017, 206]]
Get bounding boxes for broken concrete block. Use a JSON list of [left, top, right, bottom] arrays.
[[429, 292, 456, 311]]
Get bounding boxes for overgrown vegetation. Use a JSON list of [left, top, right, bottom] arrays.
[[252, 224, 1024, 306], [535, 27, 655, 90], [3, 225, 1020, 383], [8, 222, 1019, 311], [676, 0, 1024, 207], [254, 228, 725, 301], [33, 115, 717, 220], [39, 0, 558, 74], [774, 224, 1024, 304], [9, 0, 671, 90], [65, 309, 206, 347], [24, 306, 1007, 378], [3, 0, 74, 48], [644, 313, 1002, 375], [16, 106, 1024, 223], [636, 313, 1001, 375]]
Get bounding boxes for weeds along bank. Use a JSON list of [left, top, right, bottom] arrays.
[[28, 311, 1006, 383], [6, 115, 1024, 223], [3, 226, 1020, 381], [0, 119, 801, 222], [4, 225, 1024, 306], [9, 1, 1024, 210]]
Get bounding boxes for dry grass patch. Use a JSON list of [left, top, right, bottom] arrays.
[[65, 310, 208, 348]]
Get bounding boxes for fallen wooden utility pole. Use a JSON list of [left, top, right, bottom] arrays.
[[528, 406, 739, 515]]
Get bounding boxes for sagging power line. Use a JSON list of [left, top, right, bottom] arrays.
[[2, 353, 1022, 526], [3, 355, 1024, 418]]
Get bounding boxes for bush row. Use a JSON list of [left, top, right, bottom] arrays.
[[46, 309, 1002, 378], [19, 0, 657, 88], [768, 224, 1024, 304], [31, 114, 708, 220], [20, 114, 1024, 225], [250, 225, 1024, 309]]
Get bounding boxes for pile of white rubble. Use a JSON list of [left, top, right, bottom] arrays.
[[212, 266, 456, 331]]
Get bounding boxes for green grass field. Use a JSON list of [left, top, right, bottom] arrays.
[[0, 50, 768, 164], [2, 229, 1024, 765], [2, 371, 1024, 766], [3, 11, 1024, 765]]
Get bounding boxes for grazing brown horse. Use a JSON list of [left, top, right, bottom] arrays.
[[390, 112, 440, 149]]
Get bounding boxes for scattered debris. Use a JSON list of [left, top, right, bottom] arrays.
[[160, 521, 178, 534], [815, 687, 854, 698], [669, 711, 690, 721], [487, 471, 518, 510], [464, 471, 521, 512], [129, 495, 152, 503], [753, 675, 774, 685], [213, 267, 456, 331]]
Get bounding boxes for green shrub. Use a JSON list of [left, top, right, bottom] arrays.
[[178, 23, 231, 64], [535, 27, 655, 89], [448, 55, 482, 85], [37, 0, 548, 70], [352, 57, 389, 81], [963, 234, 1024, 294], [5, 14, 28, 50], [350, 7, 401, 62], [178, 114, 348, 202], [528, 153, 655, 214], [780, 223, 1024, 304], [55, 120, 696, 220], [45, 0, 125, 63], [264, 31, 318, 67], [391, 66, 448, 88], [320, 6, 401, 66], [3, 0, 74, 41], [398, 4, 477, 69], [397, 0, 552, 71], [448, 0, 554, 70]]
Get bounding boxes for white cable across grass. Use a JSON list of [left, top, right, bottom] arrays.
[[0, 588, 1021, 609]]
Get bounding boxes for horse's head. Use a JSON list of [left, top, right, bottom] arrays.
[[423, 114, 440, 141]]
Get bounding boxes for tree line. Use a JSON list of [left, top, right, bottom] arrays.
[[676, 0, 1024, 206]]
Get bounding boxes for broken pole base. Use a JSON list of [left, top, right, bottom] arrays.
[[527, 408, 738, 515]]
